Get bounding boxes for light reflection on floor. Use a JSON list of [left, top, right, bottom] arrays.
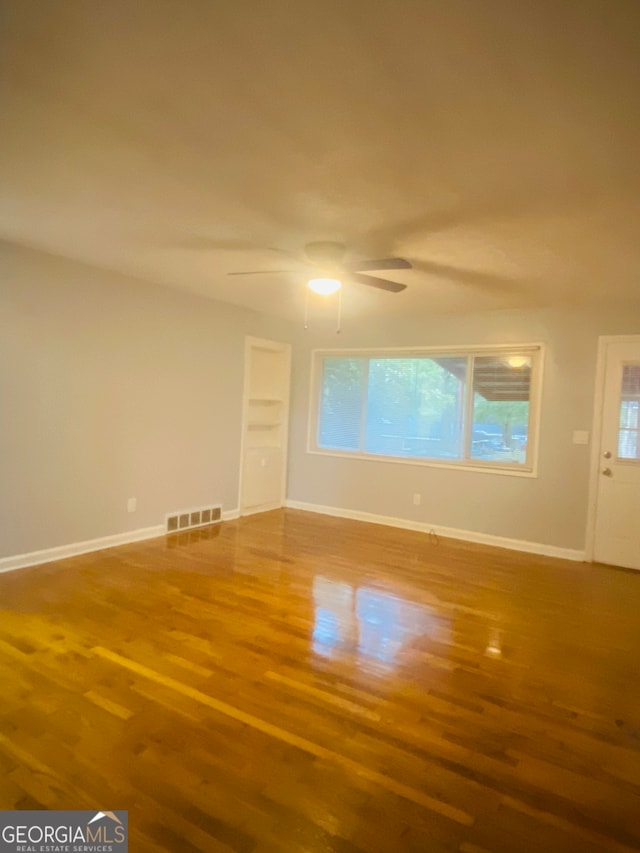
[[312, 575, 443, 665]]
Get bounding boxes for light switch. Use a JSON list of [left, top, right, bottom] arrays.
[[572, 430, 589, 445]]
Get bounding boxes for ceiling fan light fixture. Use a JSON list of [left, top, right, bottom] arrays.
[[307, 277, 342, 295]]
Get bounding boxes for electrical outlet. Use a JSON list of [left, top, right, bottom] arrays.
[[413, 493, 421, 506], [127, 497, 137, 513]]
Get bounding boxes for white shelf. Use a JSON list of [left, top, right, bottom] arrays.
[[241, 337, 291, 512]]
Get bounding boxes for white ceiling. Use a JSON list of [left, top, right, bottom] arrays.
[[2, 1, 640, 320]]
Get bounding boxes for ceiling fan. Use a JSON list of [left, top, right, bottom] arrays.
[[227, 241, 411, 294]]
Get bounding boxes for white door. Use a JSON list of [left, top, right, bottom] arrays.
[[592, 338, 640, 570]]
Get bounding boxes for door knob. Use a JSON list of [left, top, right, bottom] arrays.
[[603, 450, 612, 459], [602, 467, 612, 476]]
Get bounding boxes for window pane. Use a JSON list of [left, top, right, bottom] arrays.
[[618, 365, 640, 459], [620, 400, 639, 429], [365, 357, 466, 459], [318, 358, 365, 450], [313, 348, 539, 471], [471, 355, 530, 464], [621, 364, 640, 396], [618, 428, 639, 459]]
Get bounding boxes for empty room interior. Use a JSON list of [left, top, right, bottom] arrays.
[[2, 2, 640, 851]]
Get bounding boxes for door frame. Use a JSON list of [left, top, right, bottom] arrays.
[[238, 335, 291, 516], [585, 334, 640, 562]]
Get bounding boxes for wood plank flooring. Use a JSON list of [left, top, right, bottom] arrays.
[[1, 509, 640, 851]]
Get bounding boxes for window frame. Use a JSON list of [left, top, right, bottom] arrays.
[[307, 343, 544, 477]]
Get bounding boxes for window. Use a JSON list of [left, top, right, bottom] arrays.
[[310, 345, 542, 474], [618, 364, 640, 460]]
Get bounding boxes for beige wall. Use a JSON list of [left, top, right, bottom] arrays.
[[2, 239, 638, 561], [0, 242, 291, 559], [286, 305, 640, 552]]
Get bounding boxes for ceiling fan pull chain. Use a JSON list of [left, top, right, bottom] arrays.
[[304, 287, 309, 330], [336, 285, 342, 335]]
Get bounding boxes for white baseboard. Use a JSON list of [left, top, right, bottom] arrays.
[[0, 505, 242, 575], [285, 500, 585, 562], [0, 503, 585, 575], [237, 501, 284, 518], [0, 524, 166, 575]]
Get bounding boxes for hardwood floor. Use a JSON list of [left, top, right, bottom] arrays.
[[1, 509, 640, 852]]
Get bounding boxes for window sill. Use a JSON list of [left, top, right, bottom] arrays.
[[306, 447, 538, 478]]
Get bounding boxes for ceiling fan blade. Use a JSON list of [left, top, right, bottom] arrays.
[[349, 272, 407, 293], [343, 257, 412, 272], [227, 269, 295, 276], [412, 259, 517, 291]]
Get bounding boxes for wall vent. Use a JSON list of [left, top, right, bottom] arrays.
[[165, 504, 222, 534]]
